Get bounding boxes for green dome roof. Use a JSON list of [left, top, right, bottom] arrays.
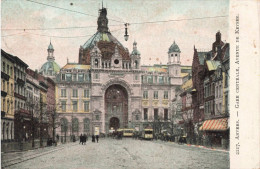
[[40, 61, 60, 76], [131, 50, 141, 55], [168, 41, 181, 53]]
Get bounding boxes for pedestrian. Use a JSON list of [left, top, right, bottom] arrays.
[[80, 134, 83, 144], [96, 135, 99, 143], [92, 135, 95, 143]]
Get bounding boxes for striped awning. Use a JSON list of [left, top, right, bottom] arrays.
[[199, 118, 228, 131]]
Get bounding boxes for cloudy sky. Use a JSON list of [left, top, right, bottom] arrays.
[[1, 0, 229, 70]]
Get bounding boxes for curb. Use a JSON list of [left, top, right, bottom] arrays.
[[185, 143, 229, 152]]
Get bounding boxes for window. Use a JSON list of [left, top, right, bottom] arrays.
[[72, 89, 78, 97], [72, 118, 79, 132], [225, 74, 228, 87], [95, 73, 99, 79], [154, 109, 158, 120], [153, 91, 158, 99], [61, 89, 66, 97], [142, 75, 147, 83], [219, 85, 222, 97], [61, 101, 66, 111], [163, 91, 168, 99], [72, 101, 78, 111], [85, 74, 90, 81], [159, 76, 164, 84], [2, 62, 5, 72], [61, 118, 68, 133], [84, 89, 90, 98], [216, 86, 218, 98], [225, 94, 228, 113], [78, 74, 84, 82], [135, 75, 139, 80], [143, 91, 148, 99], [7, 65, 9, 75], [10, 83, 13, 94], [164, 109, 168, 120], [84, 118, 90, 132], [61, 74, 65, 81], [10, 67, 12, 76], [136, 115, 139, 120], [84, 101, 89, 112], [144, 108, 148, 120], [66, 73, 72, 81], [3, 98, 5, 112], [2, 80, 5, 91], [7, 82, 9, 94], [147, 75, 153, 84], [96, 115, 100, 120]]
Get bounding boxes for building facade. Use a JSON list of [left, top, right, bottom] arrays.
[[1, 50, 15, 141], [55, 7, 184, 140]]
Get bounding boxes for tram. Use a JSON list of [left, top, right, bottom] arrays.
[[141, 127, 153, 140]]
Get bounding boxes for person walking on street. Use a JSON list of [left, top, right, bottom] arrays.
[[80, 134, 83, 145], [96, 135, 99, 143], [92, 135, 95, 143]]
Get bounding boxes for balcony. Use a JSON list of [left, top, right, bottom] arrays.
[[1, 111, 6, 117], [14, 92, 26, 100], [1, 71, 10, 81], [17, 78, 25, 86], [1, 90, 7, 97]]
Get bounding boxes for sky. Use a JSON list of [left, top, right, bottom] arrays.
[[1, 0, 229, 70]]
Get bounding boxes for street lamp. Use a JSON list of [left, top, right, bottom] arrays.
[[124, 23, 129, 41]]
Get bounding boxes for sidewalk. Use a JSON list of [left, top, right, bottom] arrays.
[[1, 142, 77, 168]]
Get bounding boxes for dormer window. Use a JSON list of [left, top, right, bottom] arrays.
[[94, 59, 99, 67]]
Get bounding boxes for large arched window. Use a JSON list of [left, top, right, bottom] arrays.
[[83, 118, 90, 132], [72, 118, 79, 133], [60, 118, 68, 133]]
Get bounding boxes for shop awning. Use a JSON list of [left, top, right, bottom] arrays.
[[199, 118, 228, 131]]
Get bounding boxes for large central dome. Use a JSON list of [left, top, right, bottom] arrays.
[[79, 7, 130, 65]]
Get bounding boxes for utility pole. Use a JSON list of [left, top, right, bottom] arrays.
[[40, 95, 43, 147]]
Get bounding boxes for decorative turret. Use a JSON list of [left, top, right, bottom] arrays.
[[97, 6, 109, 33], [168, 41, 181, 64], [168, 40, 181, 77], [47, 41, 55, 61], [131, 41, 141, 69]]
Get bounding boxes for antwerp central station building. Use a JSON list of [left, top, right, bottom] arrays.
[[54, 7, 189, 139]]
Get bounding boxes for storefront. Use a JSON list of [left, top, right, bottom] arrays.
[[199, 117, 229, 149]]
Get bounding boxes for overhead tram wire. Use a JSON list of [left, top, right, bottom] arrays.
[[25, 0, 125, 24], [1, 27, 125, 38], [129, 15, 228, 25], [1, 24, 123, 31], [2, 15, 228, 31]]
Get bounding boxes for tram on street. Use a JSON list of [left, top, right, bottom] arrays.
[[122, 128, 135, 137], [141, 127, 153, 140]]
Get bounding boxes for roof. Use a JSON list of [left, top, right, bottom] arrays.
[[181, 79, 192, 91], [62, 63, 91, 70], [82, 31, 125, 50], [168, 41, 181, 53], [206, 60, 221, 71], [181, 73, 189, 77], [141, 65, 168, 73], [40, 61, 60, 73], [197, 52, 207, 65]]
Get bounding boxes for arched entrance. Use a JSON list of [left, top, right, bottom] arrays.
[[109, 117, 120, 130], [105, 84, 128, 131]]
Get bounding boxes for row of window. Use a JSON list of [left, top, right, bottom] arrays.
[[60, 73, 91, 82], [2, 80, 13, 95], [142, 75, 169, 84], [60, 101, 90, 112], [143, 108, 168, 121], [2, 62, 13, 76], [204, 83, 223, 98], [60, 89, 90, 98], [60, 118, 91, 133], [143, 91, 168, 99]]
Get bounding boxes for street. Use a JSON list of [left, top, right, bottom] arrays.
[[2, 138, 229, 169]]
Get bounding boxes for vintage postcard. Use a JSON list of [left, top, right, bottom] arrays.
[[1, 0, 259, 168]]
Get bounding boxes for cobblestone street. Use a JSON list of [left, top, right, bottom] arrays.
[[2, 138, 229, 169]]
